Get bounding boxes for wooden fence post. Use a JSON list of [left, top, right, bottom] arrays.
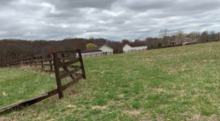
[[40, 56, 44, 69], [77, 49, 86, 79], [48, 54, 53, 70], [34, 57, 37, 68], [29, 58, 32, 67], [20, 59, 23, 67], [53, 52, 64, 99]]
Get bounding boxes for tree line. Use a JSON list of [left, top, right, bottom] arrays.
[[0, 30, 219, 66]]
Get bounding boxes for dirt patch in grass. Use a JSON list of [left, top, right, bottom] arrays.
[[91, 105, 108, 110], [67, 104, 76, 108], [0, 116, 9, 121], [19, 66, 34, 70], [118, 94, 124, 98], [142, 58, 155, 62], [123, 110, 141, 116], [187, 114, 218, 121], [154, 88, 166, 93]]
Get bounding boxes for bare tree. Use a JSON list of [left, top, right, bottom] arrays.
[[200, 30, 209, 43], [159, 29, 171, 46], [188, 31, 198, 42], [210, 31, 216, 41], [196, 32, 201, 43], [176, 30, 186, 44]]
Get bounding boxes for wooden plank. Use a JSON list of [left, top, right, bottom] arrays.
[[60, 57, 77, 61], [40, 56, 44, 69], [62, 75, 83, 90], [11, 62, 20, 64], [56, 50, 77, 54], [60, 53, 75, 80], [77, 49, 86, 79], [22, 61, 32, 63], [0, 75, 83, 114], [0, 88, 58, 113], [34, 52, 52, 57], [25, 57, 32, 59], [60, 66, 81, 79], [34, 64, 44, 66], [68, 65, 80, 68], [34, 58, 53, 62], [53, 53, 64, 99], [42, 63, 54, 66], [58, 58, 79, 68], [48, 54, 53, 70]]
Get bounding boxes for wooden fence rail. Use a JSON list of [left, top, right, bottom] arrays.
[[0, 49, 86, 114]]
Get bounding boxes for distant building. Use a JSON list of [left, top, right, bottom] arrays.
[[80, 45, 114, 58], [170, 40, 177, 45], [123, 43, 147, 53], [47, 48, 57, 53]]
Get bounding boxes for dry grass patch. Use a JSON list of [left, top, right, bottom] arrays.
[[187, 114, 218, 121], [91, 105, 108, 110], [118, 94, 124, 98], [142, 58, 155, 62], [123, 110, 141, 116], [19, 65, 34, 70], [154, 88, 166, 93]]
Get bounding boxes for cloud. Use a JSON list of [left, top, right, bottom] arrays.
[[0, 0, 219, 41]]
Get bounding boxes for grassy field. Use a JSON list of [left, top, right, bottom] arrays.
[[1, 42, 220, 121]]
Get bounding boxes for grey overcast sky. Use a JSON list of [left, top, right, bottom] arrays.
[[0, 0, 220, 41]]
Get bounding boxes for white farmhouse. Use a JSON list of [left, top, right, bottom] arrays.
[[123, 43, 147, 53], [81, 45, 114, 57]]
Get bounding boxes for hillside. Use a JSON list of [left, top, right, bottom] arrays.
[[1, 42, 220, 120]]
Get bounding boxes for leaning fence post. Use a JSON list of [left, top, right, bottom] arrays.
[[53, 52, 64, 99], [77, 49, 86, 79]]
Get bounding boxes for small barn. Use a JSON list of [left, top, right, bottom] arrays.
[[170, 40, 177, 46], [81, 45, 114, 58], [123, 43, 147, 53]]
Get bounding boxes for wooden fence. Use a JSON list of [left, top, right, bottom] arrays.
[[0, 49, 86, 113]]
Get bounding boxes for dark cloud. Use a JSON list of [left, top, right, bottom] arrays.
[[43, 0, 117, 10], [0, 0, 219, 41], [122, 0, 173, 11]]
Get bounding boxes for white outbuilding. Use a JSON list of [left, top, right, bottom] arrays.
[[81, 45, 114, 58], [123, 43, 147, 53]]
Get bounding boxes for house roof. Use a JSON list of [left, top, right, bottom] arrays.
[[127, 43, 147, 47], [82, 45, 104, 53], [47, 48, 57, 53], [82, 44, 114, 53], [170, 40, 177, 43]]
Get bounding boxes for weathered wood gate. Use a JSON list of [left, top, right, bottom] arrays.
[[0, 49, 86, 114]]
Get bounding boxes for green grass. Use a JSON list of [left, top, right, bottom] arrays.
[[0, 68, 74, 108], [1, 42, 220, 120]]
